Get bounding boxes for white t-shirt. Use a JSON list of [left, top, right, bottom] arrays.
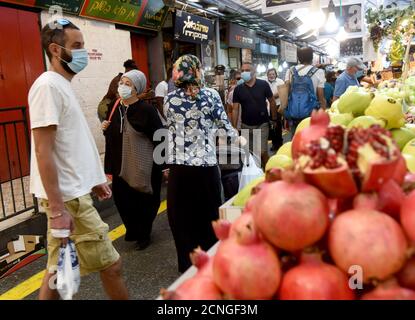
[[155, 80, 168, 98], [267, 78, 285, 106], [285, 65, 326, 94], [28, 71, 106, 202]]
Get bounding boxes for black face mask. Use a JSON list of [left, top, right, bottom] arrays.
[[59, 48, 76, 75]]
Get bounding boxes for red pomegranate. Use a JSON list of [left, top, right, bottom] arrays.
[[299, 126, 358, 199], [161, 276, 223, 300], [401, 190, 415, 242], [377, 179, 405, 218], [298, 125, 401, 198], [266, 167, 283, 182], [329, 207, 408, 283], [161, 248, 222, 300], [189, 248, 214, 278], [351, 181, 404, 219], [212, 219, 231, 241], [361, 278, 415, 300], [279, 252, 355, 300], [346, 126, 401, 192], [292, 109, 330, 159], [212, 214, 281, 300], [253, 170, 329, 251], [403, 173, 415, 193], [397, 257, 415, 290], [393, 155, 408, 186]]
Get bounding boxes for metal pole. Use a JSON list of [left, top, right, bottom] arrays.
[[216, 18, 223, 66]]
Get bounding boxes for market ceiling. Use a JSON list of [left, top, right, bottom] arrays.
[[171, 0, 327, 54]]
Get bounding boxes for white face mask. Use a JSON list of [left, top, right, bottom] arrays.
[[118, 84, 133, 99]]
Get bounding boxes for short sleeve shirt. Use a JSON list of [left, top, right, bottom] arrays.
[[233, 78, 273, 126], [155, 81, 168, 98], [164, 87, 238, 166], [267, 78, 285, 106], [285, 65, 326, 94], [333, 71, 360, 98], [29, 71, 106, 201]]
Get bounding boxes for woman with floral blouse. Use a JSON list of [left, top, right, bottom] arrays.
[[164, 55, 239, 272]]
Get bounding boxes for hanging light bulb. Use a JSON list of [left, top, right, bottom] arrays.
[[336, 26, 348, 42], [282, 61, 288, 69], [268, 62, 274, 69], [278, 65, 283, 72], [325, 0, 339, 33]]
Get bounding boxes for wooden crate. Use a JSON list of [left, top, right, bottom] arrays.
[[219, 196, 243, 222]]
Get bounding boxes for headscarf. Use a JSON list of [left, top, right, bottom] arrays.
[[172, 55, 203, 98], [122, 69, 147, 95]]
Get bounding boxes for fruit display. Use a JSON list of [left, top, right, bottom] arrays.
[[337, 86, 374, 116], [365, 95, 405, 129], [161, 110, 415, 301]]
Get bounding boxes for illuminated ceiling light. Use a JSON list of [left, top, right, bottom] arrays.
[[268, 30, 276, 33], [268, 62, 274, 69], [325, 0, 339, 33], [207, 5, 218, 11], [326, 12, 339, 33], [336, 25, 348, 42], [278, 65, 283, 72], [282, 61, 288, 68]]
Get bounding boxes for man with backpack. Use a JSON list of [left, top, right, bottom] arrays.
[[284, 47, 327, 135]]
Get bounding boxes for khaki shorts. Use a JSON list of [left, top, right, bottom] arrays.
[[241, 122, 270, 155], [41, 194, 120, 276]]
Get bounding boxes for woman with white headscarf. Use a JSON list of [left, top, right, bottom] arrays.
[[102, 70, 163, 250]]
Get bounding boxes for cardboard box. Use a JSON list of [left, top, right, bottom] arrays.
[[219, 196, 243, 223]]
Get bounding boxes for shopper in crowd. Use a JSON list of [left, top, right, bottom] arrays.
[[333, 57, 365, 100], [154, 67, 173, 123], [324, 70, 336, 107], [232, 62, 278, 166], [102, 70, 163, 251], [30, 19, 128, 300], [225, 70, 242, 125], [360, 69, 381, 88], [98, 59, 138, 122], [284, 47, 327, 135], [164, 54, 239, 273], [266, 68, 285, 151]]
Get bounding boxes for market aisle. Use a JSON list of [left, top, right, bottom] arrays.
[[0, 205, 181, 300]]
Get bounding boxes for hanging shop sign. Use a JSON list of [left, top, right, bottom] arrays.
[[256, 43, 278, 56], [1, 0, 83, 14], [1, 0, 168, 31], [340, 37, 363, 58], [79, 0, 168, 31], [262, 0, 313, 14], [269, 45, 278, 56], [280, 40, 297, 63], [227, 23, 256, 50], [319, 3, 363, 36], [174, 10, 215, 45]]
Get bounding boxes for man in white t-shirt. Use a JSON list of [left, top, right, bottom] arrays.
[[154, 67, 173, 124], [29, 19, 128, 300], [266, 68, 285, 151], [284, 47, 327, 134]]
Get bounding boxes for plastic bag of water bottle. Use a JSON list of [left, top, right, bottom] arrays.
[[56, 240, 80, 300]]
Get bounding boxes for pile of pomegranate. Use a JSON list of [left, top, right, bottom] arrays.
[[161, 110, 415, 300]]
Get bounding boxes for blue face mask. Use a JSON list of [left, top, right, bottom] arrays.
[[237, 79, 244, 86], [57, 44, 89, 74], [356, 70, 364, 78], [241, 71, 252, 82]]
